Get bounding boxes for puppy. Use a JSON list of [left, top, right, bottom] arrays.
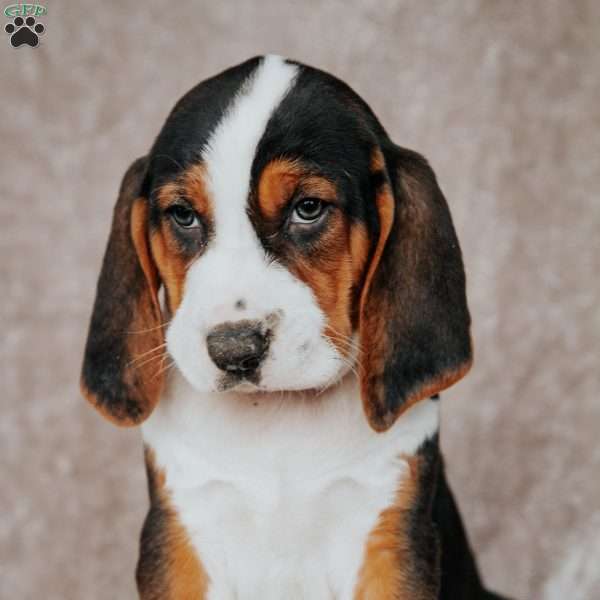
[[81, 55, 508, 599]]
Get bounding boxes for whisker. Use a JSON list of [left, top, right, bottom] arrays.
[[129, 352, 168, 373], [126, 321, 170, 335], [283, 309, 365, 372], [152, 358, 175, 381], [126, 343, 168, 368], [337, 355, 361, 379], [314, 371, 345, 397], [324, 324, 363, 348], [285, 309, 360, 342], [325, 331, 363, 361], [324, 336, 365, 375], [326, 332, 359, 351]]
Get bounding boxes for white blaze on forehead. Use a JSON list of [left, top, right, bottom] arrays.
[[203, 55, 298, 246]]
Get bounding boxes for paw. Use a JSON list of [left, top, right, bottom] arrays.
[[5, 16, 45, 48]]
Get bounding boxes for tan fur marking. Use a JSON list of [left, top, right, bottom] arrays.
[[128, 200, 166, 422], [80, 381, 128, 427], [151, 230, 187, 312], [358, 184, 394, 324], [301, 174, 338, 200], [140, 449, 209, 599], [291, 211, 355, 356], [132, 199, 161, 300], [153, 180, 179, 208], [257, 159, 339, 220], [370, 147, 386, 173], [397, 360, 473, 420], [358, 184, 395, 412], [349, 222, 370, 301], [356, 149, 399, 430], [152, 163, 213, 312], [257, 159, 366, 356], [354, 456, 432, 600], [258, 159, 303, 219], [181, 163, 212, 216], [154, 164, 211, 216]]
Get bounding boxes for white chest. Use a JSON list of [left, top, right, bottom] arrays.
[[142, 373, 439, 599]]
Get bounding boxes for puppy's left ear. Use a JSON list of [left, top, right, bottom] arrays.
[[81, 157, 165, 426], [358, 146, 472, 432]]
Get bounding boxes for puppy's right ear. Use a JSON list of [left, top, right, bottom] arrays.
[[81, 157, 165, 426]]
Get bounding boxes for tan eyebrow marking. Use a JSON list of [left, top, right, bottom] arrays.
[[257, 159, 338, 220], [155, 163, 212, 217]]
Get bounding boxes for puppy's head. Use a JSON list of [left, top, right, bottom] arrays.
[[81, 55, 471, 432]]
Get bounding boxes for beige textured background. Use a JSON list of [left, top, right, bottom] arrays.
[[1, 1, 598, 598]]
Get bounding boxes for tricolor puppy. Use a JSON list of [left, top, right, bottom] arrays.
[[81, 55, 508, 599]]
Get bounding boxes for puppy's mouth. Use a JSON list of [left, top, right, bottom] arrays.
[[217, 369, 262, 392]]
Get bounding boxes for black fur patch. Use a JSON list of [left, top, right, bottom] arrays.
[[415, 436, 507, 599]]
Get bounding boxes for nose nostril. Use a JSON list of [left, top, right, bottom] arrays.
[[238, 356, 262, 371]]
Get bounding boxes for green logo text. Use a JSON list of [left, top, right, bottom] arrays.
[[4, 4, 47, 17]]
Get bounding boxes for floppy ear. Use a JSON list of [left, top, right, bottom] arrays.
[[359, 146, 472, 432], [80, 157, 165, 426]]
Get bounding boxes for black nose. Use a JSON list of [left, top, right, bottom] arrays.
[[206, 320, 270, 374]]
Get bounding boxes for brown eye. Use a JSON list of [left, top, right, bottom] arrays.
[[291, 198, 325, 224], [168, 204, 199, 228]]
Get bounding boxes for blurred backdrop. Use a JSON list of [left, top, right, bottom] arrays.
[[1, 1, 599, 598]]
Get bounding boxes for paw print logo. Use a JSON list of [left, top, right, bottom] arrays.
[[5, 15, 45, 48]]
